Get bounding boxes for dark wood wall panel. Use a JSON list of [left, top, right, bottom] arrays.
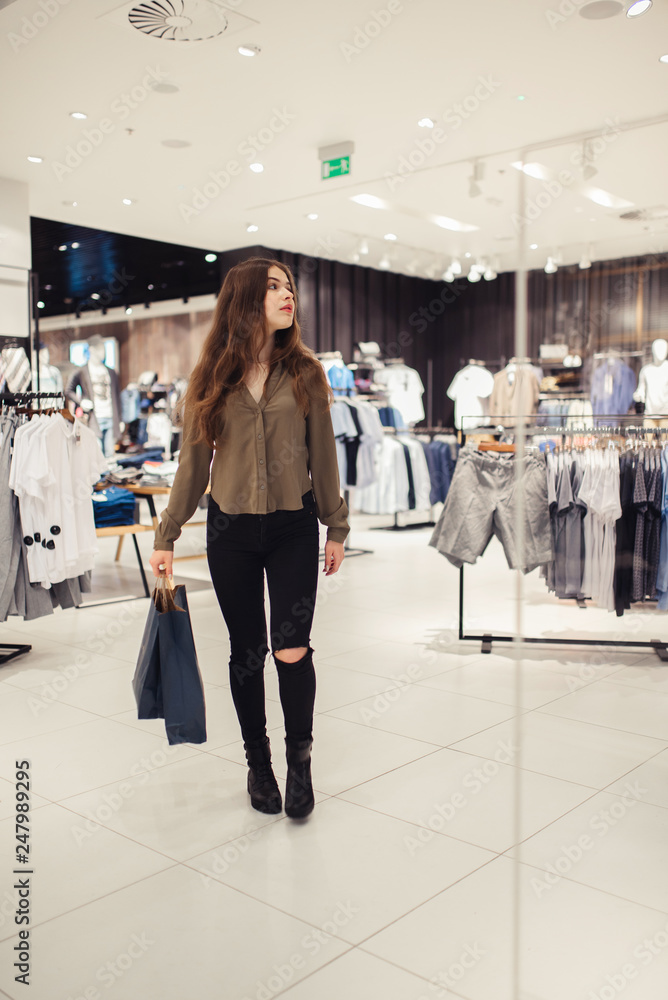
[[41, 248, 668, 431]]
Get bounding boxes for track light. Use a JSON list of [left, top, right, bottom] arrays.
[[358, 238, 369, 255], [483, 266, 497, 280], [467, 263, 483, 282], [544, 256, 558, 274], [626, 0, 652, 16], [468, 160, 485, 198], [581, 141, 598, 181], [378, 254, 391, 270], [579, 245, 593, 269], [442, 269, 455, 282], [450, 258, 462, 275]]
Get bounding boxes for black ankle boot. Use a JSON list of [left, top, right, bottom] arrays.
[[244, 737, 282, 814], [285, 737, 314, 819]]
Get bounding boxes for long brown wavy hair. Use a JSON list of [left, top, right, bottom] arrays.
[[182, 257, 331, 447]]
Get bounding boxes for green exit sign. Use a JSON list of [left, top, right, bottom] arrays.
[[321, 155, 350, 179]]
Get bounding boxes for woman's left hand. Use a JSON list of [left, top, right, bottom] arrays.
[[323, 540, 345, 575]]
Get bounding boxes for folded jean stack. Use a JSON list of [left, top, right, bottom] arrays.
[[92, 487, 137, 528]]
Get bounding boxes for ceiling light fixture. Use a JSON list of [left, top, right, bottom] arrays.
[[431, 215, 479, 233], [306, 213, 318, 220], [579, 244, 593, 269], [37, 300, 45, 309], [205, 253, 217, 262], [384, 233, 397, 240], [581, 140, 598, 181], [467, 266, 482, 283], [511, 161, 552, 180], [659, 54, 668, 63], [69, 111, 87, 119], [27, 156, 43, 163], [544, 256, 558, 274], [626, 0, 652, 16], [468, 160, 485, 198], [405, 258, 419, 275], [424, 261, 440, 279], [378, 254, 391, 270], [417, 117, 435, 128], [358, 238, 369, 255], [442, 269, 455, 283], [450, 258, 462, 275], [125, 307, 132, 315], [70, 242, 79, 249], [238, 44, 261, 56], [91, 293, 100, 300], [58, 244, 67, 251], [350, 193, 389, 209], [583, 187, 634, 208], [246, 224, 259, 232], [122, 198, 133, 205], [249, 162, 263, 173], [530, 243, 538, 249], [579, 1, 624, 18]]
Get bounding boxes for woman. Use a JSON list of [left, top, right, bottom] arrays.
[[149, 257, 349, 819]]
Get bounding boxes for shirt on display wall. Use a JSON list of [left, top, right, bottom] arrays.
[[447, 364, 494, 430], [373, 364, 425, 424]]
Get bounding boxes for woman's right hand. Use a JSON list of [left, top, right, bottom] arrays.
[[150, 549, 173, 578]]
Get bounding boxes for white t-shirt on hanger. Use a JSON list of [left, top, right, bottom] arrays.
[[447, 365, 494, 430]]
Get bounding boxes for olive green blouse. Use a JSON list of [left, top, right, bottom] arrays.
[[153, 363, 350, 550]]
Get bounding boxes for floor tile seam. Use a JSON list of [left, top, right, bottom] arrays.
[[270, 946, 360, 998], [353, 946, 470, 997], [172, 861, 364, 944], [498, 855, 668, 917], [52, 751, 214, 811], [412, 676, 590, 711], [498, 784, 634, 851], [315, 706, 446, 745], [330, 795, 511, 854], [0, 714, 120, 749], [342, 854, 502, 947], [535, 706, 668, 741], [0, 862, 182, 944], [418, 744, 604, 794], [46, 799, 208, 864], [603, 677, 668, 696], [598, 743, 668, 800], [325, 747, 445, 798]]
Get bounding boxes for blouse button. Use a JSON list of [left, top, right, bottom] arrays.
[[259, 459, 264, 465], [257, 433, 263, 440], [260, 484, 265, 490]]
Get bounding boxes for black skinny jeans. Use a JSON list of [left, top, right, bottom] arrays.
[[206, 490, 319, 745]]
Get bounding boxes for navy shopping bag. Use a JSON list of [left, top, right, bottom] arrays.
[[133, 576, 207, 745]]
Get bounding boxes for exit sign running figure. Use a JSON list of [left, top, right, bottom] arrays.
[[321, 155, 350, 179]]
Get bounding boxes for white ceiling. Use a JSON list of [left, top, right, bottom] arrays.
[[2, 0, 668, 277]]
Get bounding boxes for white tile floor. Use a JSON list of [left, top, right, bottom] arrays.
[[0, 519, 667, 999]]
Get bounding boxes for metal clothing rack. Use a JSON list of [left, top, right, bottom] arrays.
[[0, 390, 67, 664], [456, 416, 668, 662]]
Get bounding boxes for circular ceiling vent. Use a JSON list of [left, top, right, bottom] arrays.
[[128, 0, 230, 41]]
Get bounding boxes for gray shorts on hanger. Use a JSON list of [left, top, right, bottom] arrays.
[[429, 447, 553, 573]]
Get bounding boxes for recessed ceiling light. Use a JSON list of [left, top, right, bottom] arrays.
[[417, 117, 434, 128], [351, 193, 389, 209], [122, 198, 133, 205], [626, 0, 652, 16], [306, 213, 318, 220], [162, 139, 191, 148], [70, 242, 79, 249], [58, 245, 68, 251], [516, 95, 526, 101], [246, 224, 259, 232], [430, 214, 479, 233], [384, 233, 397, 240], [205, 253, 217, 262], [27, 156, 43, 163], [660, 54, 668, 63], [91, 293, 100, 300], [249, 162, 263, 173], [37, 300, 45, 309], [579, 0, 623, 18], [62, 200, 78, 207], [530, 243, 538, 249], [464, 252, 472, 258], [125, 307, 132, 315], [69, 111, 87, 119], [238, 44, 261, 56]]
